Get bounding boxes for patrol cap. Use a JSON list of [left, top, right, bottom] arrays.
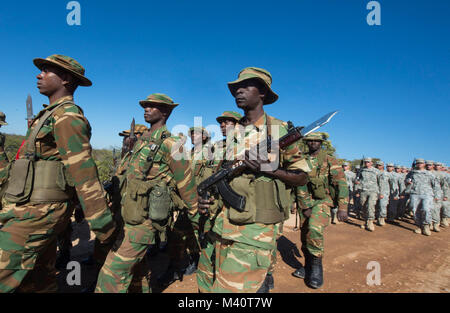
[[216, 111, 242, 123], [139, 93, 178, 108], [415, 158, 425, 164], [0, 112, 7, 126], [394, 164, 401, 168], [436, 162, 443, 167], [425, 160, 434, 165], [364, 157, 372, 162], [228, 67, 278, 105], [386, 163, 394, 167], [342, 162, 349, 166], [33, 54, 92, 86], [303, 132, 325, 141], [376, 161, 384, 166]]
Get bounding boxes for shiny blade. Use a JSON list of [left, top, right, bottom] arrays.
[[130, 118, 136, 138], [300, 111, 338, 137], [26, 94, 33, 119]]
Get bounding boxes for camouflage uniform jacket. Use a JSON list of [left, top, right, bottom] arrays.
[[429, 170, 443, 199], [11, 96, 115, 241], [0, 144, 9, 187], [386, 171, 399, 198], [191, 141, 215, 184], [377, 170, 390, 196], [304, 151, 349, 211], [212, 113, 312, 250], [125, 125, 198, 218], [344, 170, 356, 192], [355, 167, 382, 194], [434, 171, 449, 199], [405, 170, 439, 197]]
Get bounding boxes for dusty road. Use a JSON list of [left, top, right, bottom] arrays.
[[57, 212, 450, 293]]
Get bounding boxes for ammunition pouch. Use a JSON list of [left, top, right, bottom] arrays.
[[121, 178, 173, 225], [227, 174, 291, 225], [4, 159, 73, 204], [309, 177, 328, 200]]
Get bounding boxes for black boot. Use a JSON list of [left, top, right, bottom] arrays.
[[292, 265, 306, 279], [183, 254, 199, 276], [256, 274, 272, 293], [305, 255, 323, 289], [157, 265, 183, 287], [266, 273, 274, 290], [55, 250, 71, 270]]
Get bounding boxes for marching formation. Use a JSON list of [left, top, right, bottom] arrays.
[[0, 54, 448, 294]]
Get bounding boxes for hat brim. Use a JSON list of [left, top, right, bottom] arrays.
[[139, 100, 179, 108], [303, 138, 324, 141], [33, 58, 92, 87], [216, 116, 240, 123], [0, 121, 7, 126], [227, 77, 278, 105]]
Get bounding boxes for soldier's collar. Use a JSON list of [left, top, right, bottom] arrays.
[[43, 95, 74, 109], [238, 113, 267, 130]]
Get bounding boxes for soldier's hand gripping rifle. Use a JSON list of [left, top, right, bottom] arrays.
[[197, 111, 339, 213]]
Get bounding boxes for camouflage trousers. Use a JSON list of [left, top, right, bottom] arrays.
[[0, 201, 74, 293], [401, 196, 411, 216], [376, 196, 389, 219], [431, 200, 443, 223], [299, 200, 331, 258], [442, 201, 450, 219], [95, 220, 153, 293], [410, 194, 433, 226], [359, 191, 378, 221], [197, 231, 217, 293]]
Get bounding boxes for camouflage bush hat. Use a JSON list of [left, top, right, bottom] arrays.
[[415, 158, 425, 164], [189, 126, 210, 139], [139, 93, 178, 108], [119, 124, 148, 137], [216, 111, 242, 123], [228, 67, 278, 105], [33, 54, 92, 87], [0, 111, 7, 126], [303, 132, 324, 141]]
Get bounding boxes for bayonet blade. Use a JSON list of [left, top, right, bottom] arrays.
[[26, 94, 33, 120], [130, 118, 136, 139], [300, 111, 338, 137]]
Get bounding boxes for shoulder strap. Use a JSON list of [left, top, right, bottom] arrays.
[[24, 100, 73, 160], [144, 130, 171, 175]]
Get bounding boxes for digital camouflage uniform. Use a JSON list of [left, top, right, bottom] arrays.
[[343, 165, 355, 212], [395, 166, 408, 217], [0, 91, 116, 292], [297, 143, 348, 258], [426, 164, 443, 226], [375, 163, 390, 221], [406, 164, 439, 227], [386, 164, 400, 220], [95, 94, 199, 293]]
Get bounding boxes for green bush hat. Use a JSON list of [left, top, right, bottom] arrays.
[[216, 111, 242, 123], [364, 157, 372, 162], [228, 67, 279, 105], [386, 163, 394, 167], [139, 93, 178, 108], [0, 112, 7, 126], [33, 54, 92, 87], [303, 132, 325, 141], [119, 124, 147, 137], [415, 158, 425, 164]]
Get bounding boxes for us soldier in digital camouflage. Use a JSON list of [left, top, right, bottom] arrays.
[[406, 159, 439, 236], [435, 162, 450, 227], [425, 160, 444, 232], [292, 132, 348, 289], [0, 54, 116, 292], [354, 157, 386, 231], [196, 111, 242, 293], [95, 93, 201, 293], [394, 164, 408, 219], [342, 162, 355, 215], [353, 164, 361, 218], [385, 163, 400, 222], [375, 161, 390, 226], [197, 67, 311, 293]]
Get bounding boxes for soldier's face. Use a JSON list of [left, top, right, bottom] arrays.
[[218, 119, 236, 137], [190, 131, 204, 146], [426, 164, 433, 171], [306, 140, 322, 152], [233, 79, 265, 110], [377, 165, 384, 170], [387, 166, 394, 172], [143, 105, 164, 124], [343, 165, 349, 171], [36, 65, 67, 96], [417, 163, 425, 170], [365, 161, 372, 168]]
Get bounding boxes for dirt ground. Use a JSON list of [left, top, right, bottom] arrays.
[[57, 212, 450, 293]]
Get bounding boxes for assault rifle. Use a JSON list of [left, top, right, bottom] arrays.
[[197, 111, 339, 212]]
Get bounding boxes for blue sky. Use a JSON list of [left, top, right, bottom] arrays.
[[0, 0, 449, 166]]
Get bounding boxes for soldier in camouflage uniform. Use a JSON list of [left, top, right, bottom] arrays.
[[406, 159, 439, 236], [375, 161, 390, 226], [354, 157, 386, 231], [95, 93, 201, 293], [435, 162, 450, 227], [394, 165, 408, 219], [353, 164, 361, 217], [385, 163, 400, 222], [342, 162, 355, 215], [0, 112, 9, 208], [196, 111, 242, 293], [426, 161, 444, 232], [292, 133, 348, 289], [198, 67, 311, 293], [0, 55, 116, 292]]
